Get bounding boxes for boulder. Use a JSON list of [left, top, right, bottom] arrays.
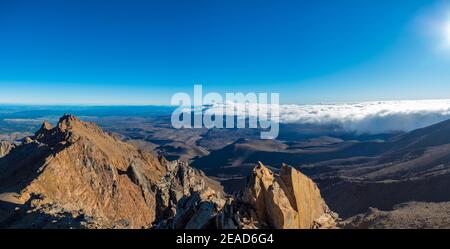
[[157, 162, 339, 229], [239, 162, 338, 229]]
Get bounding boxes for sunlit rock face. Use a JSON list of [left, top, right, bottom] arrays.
[[158, 162, 339, 229], [239, 162, 338, 229], [0, 141, 15, 158], [0, 115, 166, 228], [0, 115, 338, 229]]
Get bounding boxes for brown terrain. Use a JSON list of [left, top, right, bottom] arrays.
[[3, 113, 450, 228], [0, 115, 338, 229], [342, 202, 450, 229], [176, 118, 450, 226], [316, 119, 450, 219], [0, 115, 167, 228], [156, 162, 337, 229]]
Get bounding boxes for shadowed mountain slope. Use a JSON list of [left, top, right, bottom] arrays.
[[0, 115, 166, 228]]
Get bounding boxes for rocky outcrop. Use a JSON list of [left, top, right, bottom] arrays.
[[157, 162, 338, 229], [154, 158, 224, 225], [0, 115, 165, 228], [0, 114, 338, 229], [0, 141, 14, 158], [238, 162, 338, 229], [157, 188, 228, 229]]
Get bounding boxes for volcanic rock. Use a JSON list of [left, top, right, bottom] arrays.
[[0, 141, 14, 158], [158, 162, 338, 229], [0, 115, 338, 229], [0, 114, 165, 228], [154, 157, 224, 224], [238, 162, 338, 229]]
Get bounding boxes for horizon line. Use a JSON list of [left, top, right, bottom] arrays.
[[2, 97, 450, 107]]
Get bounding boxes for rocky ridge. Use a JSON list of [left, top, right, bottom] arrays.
[[0, 141, 14, 158], [0, 115, 338, 229], [0, 115, 165, 228], [158, 162, 338, 229]]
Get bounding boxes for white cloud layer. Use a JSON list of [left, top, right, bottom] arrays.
[[209, 99, 450, 134]]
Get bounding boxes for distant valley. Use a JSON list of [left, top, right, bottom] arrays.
[[2, 105, 450, 228]]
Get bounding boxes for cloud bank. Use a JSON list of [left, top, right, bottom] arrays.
[[209, 99, 450, 134]]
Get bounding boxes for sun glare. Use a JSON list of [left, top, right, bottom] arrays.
[[445, 19, 450, 46], [420, 4, 450, 52]]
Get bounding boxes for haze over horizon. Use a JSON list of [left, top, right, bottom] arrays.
[[1, 0, 450, 105]]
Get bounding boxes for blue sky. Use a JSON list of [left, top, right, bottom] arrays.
[[1, 0, 450, 105]]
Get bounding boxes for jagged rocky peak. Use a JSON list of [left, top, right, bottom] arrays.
[[155, 157, 224, 226], [0, 114, 166, 228], [57, 114, 82, 131], [0, 140, 15, 158], [158, 162, 338, 229], [33, 114, 104, 144], [1, 114, 338, 229], [41, 120, 53, 131], [34, 121, 54, 141], [238, 162, 338, 229]]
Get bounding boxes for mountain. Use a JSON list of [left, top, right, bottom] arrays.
[[0, 114, 168, 228], [191, 136, 390, 193], [157, 162, 337, 229], [342, 201, 450, 229], [188, 116, 450, 221], [0, 114, 336, 229], [315, 118, 450, 218], [0, 141, 14, 158], [5, 113, 450, 228]]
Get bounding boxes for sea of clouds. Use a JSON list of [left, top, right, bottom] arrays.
[[207, 99, 450, 134]]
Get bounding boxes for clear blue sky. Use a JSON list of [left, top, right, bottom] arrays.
[[1, 0, 450, 105]]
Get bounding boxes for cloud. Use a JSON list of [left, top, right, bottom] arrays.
[[3, 118, 47, 124], [209, 99, 450, 134]]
